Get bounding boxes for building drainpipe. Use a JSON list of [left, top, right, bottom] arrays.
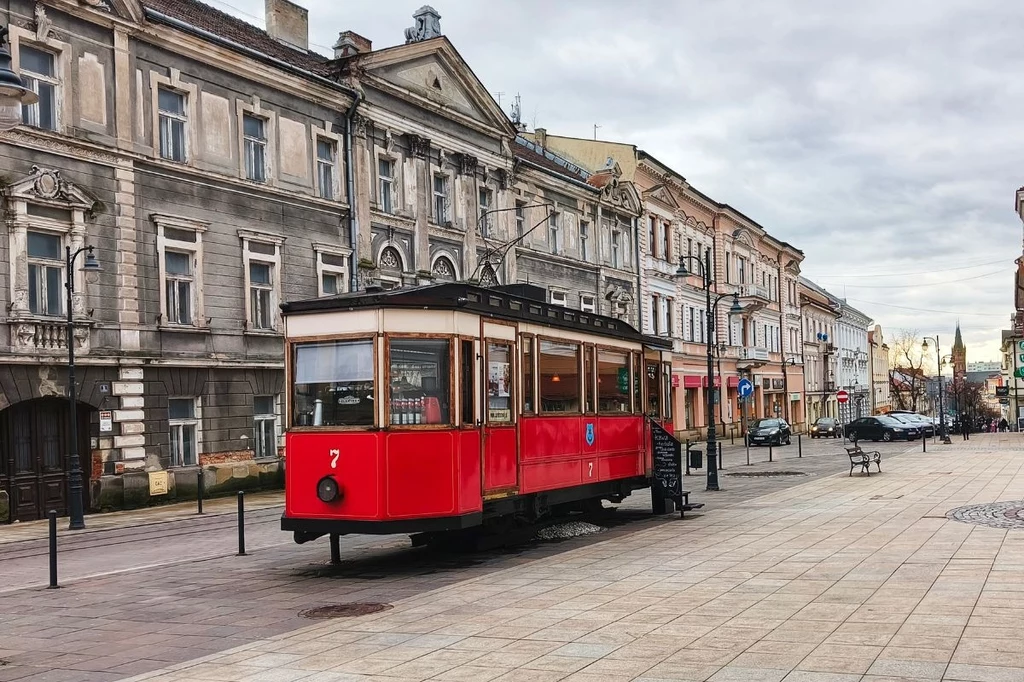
[[344, 90, 363, 293]]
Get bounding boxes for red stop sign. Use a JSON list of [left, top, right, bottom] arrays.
[[837, 390, 849, 404]]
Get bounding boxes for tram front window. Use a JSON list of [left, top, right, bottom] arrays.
[[292, 340, 374, 427], [389, 338, 451, 425]]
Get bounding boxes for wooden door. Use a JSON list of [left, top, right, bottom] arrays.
[[481, 322, 518, 496]]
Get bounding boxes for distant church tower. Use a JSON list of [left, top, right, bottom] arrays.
[[952, 323, 967, 378]]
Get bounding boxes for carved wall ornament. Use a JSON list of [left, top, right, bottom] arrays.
[[453, 152, 477, 176], [479, 263, 498, 287], [407, 134, 430, 159], [432, 256, 455, 281], [379, 246, 402, 271], [404, 5, 442, 43], [383, 128, 394, 154], [497, 168, 510, 190], [34, 4, 54, 40], [353, 114, 369, 139]]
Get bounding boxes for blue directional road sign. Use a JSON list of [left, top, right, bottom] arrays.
[[737, 378, 753, 400]]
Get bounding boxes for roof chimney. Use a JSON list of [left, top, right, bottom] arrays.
[[265, 0, 308, 51], [333, 30, 372, 58], [534, 128, 546, 148]]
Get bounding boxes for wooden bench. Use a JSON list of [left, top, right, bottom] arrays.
[[846, 444, 881, 476]]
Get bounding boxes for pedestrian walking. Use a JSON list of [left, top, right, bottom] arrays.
[[1000, 418, 1009, 432], [961, 418, 970, 441]]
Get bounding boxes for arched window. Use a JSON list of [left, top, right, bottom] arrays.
[[479, 263, 498, 288], [432, 255, 457, 282]]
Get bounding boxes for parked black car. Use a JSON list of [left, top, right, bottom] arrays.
[[846, 416, 918, 442], [895, 413, 936, 437], [810, 417, 841, 439], [747, 418, 792, 446], [886, 414, 922, 439]]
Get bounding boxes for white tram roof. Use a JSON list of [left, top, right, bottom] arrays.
[[281, 283, 671, 350]]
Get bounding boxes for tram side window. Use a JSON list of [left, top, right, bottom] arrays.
[[292, 340, 374, 427], [663, 362, 673, 420], [522, 337, 534, 413], [389, 338, 451, 425], [461, 339, 475, 426], [633, 353, 644, 414], [487, 342, 513, 422], [646, 362, 660, 417], [597, 349, 631, 414], [583, 346, 595, 413], [539, 340, 580, 413]]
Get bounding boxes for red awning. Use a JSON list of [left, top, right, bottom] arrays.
[[728, 376, 739, 387], [701, 376, 722, 388], [683, 376, 702, 388]]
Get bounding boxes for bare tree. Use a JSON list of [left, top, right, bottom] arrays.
[[888, 329, 931, 412]]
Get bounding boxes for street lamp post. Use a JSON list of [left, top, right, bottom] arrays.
[[781, 357, 796, 424], [65, 245, 101, 530], [921, 336, 950, 444], [0, 25, 40, 131], [676, 247, 742, 492]]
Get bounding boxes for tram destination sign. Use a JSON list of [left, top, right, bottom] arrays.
[[650, 421, 683, 513]]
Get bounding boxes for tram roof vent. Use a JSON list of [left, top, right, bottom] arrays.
[[491, 283, 546, 302]]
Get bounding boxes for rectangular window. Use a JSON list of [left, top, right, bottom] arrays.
[[667, 297, 674, 337], [648, 216, 658, 258], [725, 253, 731, 284], [583, 345, 595, 413], [548, 212, 559, 255], [317, 250, 348, 297], [27, 230, 63, 316], [486, 342, 512, 423], [738, 257, 746, 284], [611, 230, 621, 268], [539, 340, 580, 413], [479, 187, 492, 238], [688, 307, 696, 342], [515, 201, 525, 238], [292, 339, 374, 427], [243, 114, 267, 182], [433, 174, 450, 224], [522, 337, 534, 413], [20, 46, 57, 131], [580, 220, 590, 261], [164, 250, 193, 325], [378, 158, 395, 213], [687, 238, 693, 260], [651, 294, 660, 335], [389, 338, 451, 425], [253, 395, 277, 459], [317, 139, 336, 200], [158, 88, 186, 162], [663, 222, 671, 261], [598, 349, 630, 414], [550, 290, 567, 307], [249, 260, 274, 330], [461, 339, 475, 425], [580, 294, 596, 314], [168, 398, 198, 467]]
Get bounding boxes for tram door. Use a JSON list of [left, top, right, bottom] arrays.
[[481, 322, 518, 495]]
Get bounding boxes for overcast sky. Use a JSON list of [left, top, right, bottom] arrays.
[[223, 0, 1022, 363]]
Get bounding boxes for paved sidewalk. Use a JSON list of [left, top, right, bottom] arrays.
[[110, 433, 1024, 682]]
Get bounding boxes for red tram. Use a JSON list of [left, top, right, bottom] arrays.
[[280, 283, 674, 545]]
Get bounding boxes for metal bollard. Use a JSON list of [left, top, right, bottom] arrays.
[[685, 439, 691, 476], [330, 534, 341, 565], [197, 467, 204, 515], [798, 433, 802, 458], [48, 510, 58, 589], [746, 439, 750, 466], [923, 435, 927, 453], [236, 491, 246, 556], [769, 443, 773, 463], [718, 441, 724, 470]]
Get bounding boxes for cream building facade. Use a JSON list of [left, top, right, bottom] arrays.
[[868, 324, 891, 414]]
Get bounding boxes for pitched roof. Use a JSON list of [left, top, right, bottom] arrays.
[[513, 137, 594, 188], [141, 0, 331, 75]]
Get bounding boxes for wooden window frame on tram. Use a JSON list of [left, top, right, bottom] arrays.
[[483, 334, 517, 427], [285, 331, 379, 432], [593, 342, 639, 416], [382, 332, 457, 431], [519, 333, 536, 417], [534, 334, 584, 417]]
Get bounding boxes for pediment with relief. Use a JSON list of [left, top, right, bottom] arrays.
[[4, 166, 96, 211], [644, 183, 679, 209], [77, 0, 143, 22], [359, 40, 513, 136]]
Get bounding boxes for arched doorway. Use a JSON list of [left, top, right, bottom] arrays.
[[0, 398, 92, 523]]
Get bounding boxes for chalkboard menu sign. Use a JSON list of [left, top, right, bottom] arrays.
[[651, 421, 682, 509]]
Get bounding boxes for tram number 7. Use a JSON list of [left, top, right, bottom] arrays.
[[588, 462, 593, 478], [329, 449, 340, 469]]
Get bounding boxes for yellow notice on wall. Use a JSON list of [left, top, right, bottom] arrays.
[[148, 471, 169, 496]]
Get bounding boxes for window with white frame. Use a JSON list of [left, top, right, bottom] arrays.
[[241, 233, 283, 331], [253, 395, 278, 459], [550, 290, 567, 307], [156, 217, 206, 328], [548, 212, 560, 255], [651, 294, 660, 335], [433, 174, 450, 224], [580, 220, 590, 261], [580, 293, 596, 313], [316, 138, 336, 200], [168, 398, 199, 467], [243, 114, 267, 182], [158, 88, 187, 162], [666, 297, 675, 337], [662, 223, 671, 261], [20, 45, 58, 131], [27, 230, 63, 316], [515, 201, 525, 237], [478, 186, 492, 238], [316, 247, 349, 297], [611, 230, 621, 268], [378, 158, 395, 213]]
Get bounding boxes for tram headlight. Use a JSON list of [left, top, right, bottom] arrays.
[[317, 476, 342, 503]]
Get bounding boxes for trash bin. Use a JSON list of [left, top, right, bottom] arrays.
[[688, 447, 703, 470]]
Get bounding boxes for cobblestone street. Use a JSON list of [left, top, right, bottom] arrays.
[[5, 435, 1024, 680]]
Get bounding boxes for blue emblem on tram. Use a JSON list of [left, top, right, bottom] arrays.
[[585, 422, 595, 446]]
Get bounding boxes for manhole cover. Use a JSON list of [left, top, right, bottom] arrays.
[[724, 471, 807, 477], [946, 501, 1024, 529], [299, 602, 392, 619]]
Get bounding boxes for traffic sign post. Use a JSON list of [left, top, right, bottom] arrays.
[[836, 390, 849, 404]]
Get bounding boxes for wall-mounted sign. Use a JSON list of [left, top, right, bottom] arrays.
[[148, 471, 169, 496], [996, 386, 1009, 397], [99, 410, 113, 433]]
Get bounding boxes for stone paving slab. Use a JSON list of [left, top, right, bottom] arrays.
[[102, 432, 1024, 682]]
